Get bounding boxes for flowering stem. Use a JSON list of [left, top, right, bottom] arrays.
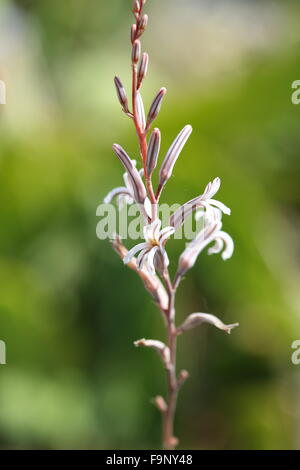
[[108, 0, 236, 451], [130, 0, 191, 448], [161, 270, 179, 449], [163, 324, 178, 449]]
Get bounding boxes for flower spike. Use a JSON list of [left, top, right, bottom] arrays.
[[104, 0, 237, 451]]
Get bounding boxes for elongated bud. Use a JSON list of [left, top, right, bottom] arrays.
[[114, 76, 129, 113], [146, 128, 160, 176], [137, 14, 148, 37], [136, 92, 146, 131], [177, 370, 189, 389], [137, 52, 149, 88], [132, 40, 141, 64], [146, 88, 167, 128], [177, 247, 196, 278], [179, 369, 189, 382], [158, 125, 192, 189], [132, 0, 140, 17], [112, 144, 147, 203], [177, 313, 239, 335], [154, 396, 167, 413], [131, 24, 137, 44]]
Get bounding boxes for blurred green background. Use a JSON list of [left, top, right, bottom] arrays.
[[1, 0, 300, 449]]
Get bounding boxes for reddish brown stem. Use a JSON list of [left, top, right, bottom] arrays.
[[161, 270, 179, 450]]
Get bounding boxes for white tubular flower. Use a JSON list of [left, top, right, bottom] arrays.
[[123, 219, 175, 274], [177, 213, 234, 277], [170, 177, 231, 229], [195, 177, 231, 221]]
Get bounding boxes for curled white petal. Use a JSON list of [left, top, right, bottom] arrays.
[[143, 219, 161, 243], [202, 177, 221, 199], [117, 194, 134, 209], [152, 219, 162, 241], [145, 246, 159, 273], [159, 245, 170, 268], [199, 201, 217, 221], [123, 242, 149, 265], [159, 226, 175, 244], [104, 187, 131, 204], [208, 238, 224, 255], [195, 209, 205, 222], [218, 231, 234, 260], [136, 247, 149, 269], [207, 198, 231, 216]]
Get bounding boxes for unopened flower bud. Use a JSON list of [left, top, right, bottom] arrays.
[[158, 125, 192, 189], [178, 369, 189, 386], [154, 396, 167, 413], [114, 76, 129, 113], [146, 88, 167, 128], [132, 40, 141, 64], [146, 128, 160, 176], [137, 52, 149, 88], [131, 24, 137, 44], [168, 437, 179, 448], [132, 0, 140, 17], [137, 14, 148, 36], [136, 92, 146, 131], [112, 144, 147, 203], [177, 247, 196, 278]]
